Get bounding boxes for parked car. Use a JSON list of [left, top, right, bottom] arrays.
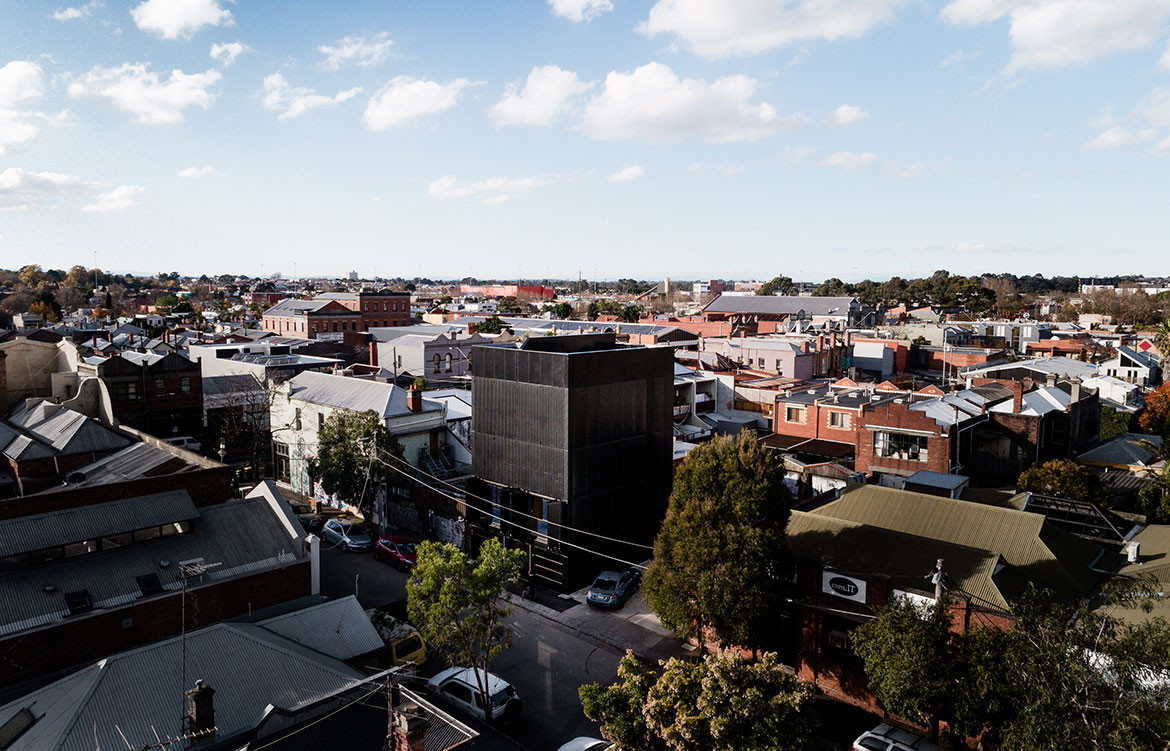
[[374, 536, 418, 570], [320, 519, 372, 551], [852, 724, 944, 751], [428, 667, 522, 724], [288, 501, 323, 532], [556, 739, 613, 751], [164, 436, 201, 452], [586, 568, 641, 609], [365, 609, 427, 666]]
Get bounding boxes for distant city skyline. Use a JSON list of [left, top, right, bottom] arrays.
[[2, 1, 1169, 279]]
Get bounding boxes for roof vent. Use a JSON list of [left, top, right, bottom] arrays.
[[64, 589, 93, 615], [136, 573, 164, 597]]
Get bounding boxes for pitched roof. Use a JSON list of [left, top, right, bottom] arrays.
[[4, 402, 131, 456], [287, 371, 442, 417], [811, 485, 1103, 602], [787, 510, 1009, 611], [257, 596, 383, 660], [57, 442, 198, 487], [703, 294, 857, 317], [1078, 433, 1164, 467], [0, 621, 364, 751]]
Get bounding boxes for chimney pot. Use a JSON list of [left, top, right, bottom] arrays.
[[392, 701, 430, 751], [185, 680, 215, 738], [407, 387, 423, 413]]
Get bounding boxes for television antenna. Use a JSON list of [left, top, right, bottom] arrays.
[[178, 559, 222, 736]]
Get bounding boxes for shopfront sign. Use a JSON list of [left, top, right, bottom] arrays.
[[821, 571, 867, 604]]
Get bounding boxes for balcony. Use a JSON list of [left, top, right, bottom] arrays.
[[673, 404, 691, 418]]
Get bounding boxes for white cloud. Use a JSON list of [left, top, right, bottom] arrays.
[[789, 47, 812, 66], [1155, 134, 1170, 154], [1160, 40, 1170, 69], [579, 62, 805, 143], [1083, 125, 1157, 150], [131, 0, 231, 39], [549, 0, 613, 23], [819, 151, 878, 170], [608, 165, 646, 182], [956, 242, 987, 252], [82, 184, 144, 213], [883, 160, 925, 178], [828, 104, 869, 126], [362, 76, 471, 131], [638, 0, 905, 58], [0, 61, 45, 107], [0, 62, 64, 157], [939, 50, 967, 68], [67, 63, 220, 124], [52, 0, 101, 21], [1138, 87, 1170, 127], [317, 32, 394, 70], [261, 73, 362, 120], [426, 174, 553, 205], [177, 164, 215, 177], [940, 0, 1170, 71], [0, 166, 137, 212], [489, 65, 592, 127], [210, 41, 249, 67]]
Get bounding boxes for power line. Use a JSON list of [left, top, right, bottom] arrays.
[[378, 450, 655, 552], [374, 456, 650, 572]]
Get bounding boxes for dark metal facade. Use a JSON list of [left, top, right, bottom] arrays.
[[471, 335, 673, 585]]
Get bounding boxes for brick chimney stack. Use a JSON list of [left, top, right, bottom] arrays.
[[466, 322, 477, 335], [185, 680, 215, 739], [391, 698, 429, 751], [368, 339, 378, 367], [407, 387, 422, 413]]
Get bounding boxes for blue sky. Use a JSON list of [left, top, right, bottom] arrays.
[[1, 0, 1168, 281]]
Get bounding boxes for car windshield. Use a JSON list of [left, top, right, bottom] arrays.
[[340, 523, 359, 534], [593, 577, 619, 590], [490, 687, 514, 707], [291, 503, 310, 514], [397, 542, 417, 555]]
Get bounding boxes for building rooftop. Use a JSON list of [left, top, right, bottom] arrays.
[[3, 402, 131, 459], [703, 294, 857, 317], [1078, 433, 1164, 468], [286, 371, 443, 417], [55, 442, 200, 487]]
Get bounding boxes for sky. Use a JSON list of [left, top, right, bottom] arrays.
[[1, 0, 1169, 282]]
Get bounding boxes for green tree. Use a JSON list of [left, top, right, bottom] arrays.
[[497, 296, 523, 314], [813, 277, 850, 296], [588, 298, 624, 319], [407, 538, 524, 720], [643, 432, 792, 653], [618, 304, 642, 323], [1154, 320, 1170, 363], [307, 409, 403, 514], [756, 276, 796, 296], [475, 315, 507, 334], [550, 302, 573, 319], [1017, 458, 1108, 502], [580, 651, 821, 751], [851, 596, 957, 740], [1099, 405, 1132, 441]]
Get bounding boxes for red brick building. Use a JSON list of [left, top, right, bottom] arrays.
[[314, 290, 412, 328], [261, 298, 362, 339]]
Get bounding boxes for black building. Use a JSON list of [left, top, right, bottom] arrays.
[[470, 333, 673, 588]]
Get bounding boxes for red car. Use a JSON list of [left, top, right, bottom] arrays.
[[374, 536, 418, 570]]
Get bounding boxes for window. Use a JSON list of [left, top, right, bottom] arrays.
[[101, 533, 132, 550], [873, 431, 929, 462], [828, 411, 850, 429], [155, 377, 166, 393], [443, 682, 473, 704], [433, 353, 441, 374], [785, 406, 804, 423], [64, 540, 97, 558], [294, 408, 302, 430], [180, 376, 191, 394], [133, 526, 161, 542], [318, 412, 325, 431], [444, 352, 453, 373]]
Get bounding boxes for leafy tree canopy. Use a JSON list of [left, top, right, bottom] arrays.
[[1017, 458, 1108, 503], [580, 650, 822, 751], [643, 432, 792, 652], [475, 315, 508, 334], [757, 276, 796, 296], [306, 409, 403, 513]]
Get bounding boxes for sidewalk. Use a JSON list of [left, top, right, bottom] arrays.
[[503, 584, 695, 664]]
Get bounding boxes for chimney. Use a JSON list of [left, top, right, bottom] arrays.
[[800, 340, 809, 354], [830, 331, 838, 349], [1011, 381, 1023, 413], [1071, 380, 1081, 403], [844, 330, 852, 347], [407, 387, 422, 413], [816, 334, 824, 352], [391, 697, 429, 751], [185, 680, 215, 739], [368, 339, 378, 367], [1046, 372, 1056, 387], [466, 322, 477, 335]]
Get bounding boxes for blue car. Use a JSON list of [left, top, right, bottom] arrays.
[[586, 568, 641, 609]]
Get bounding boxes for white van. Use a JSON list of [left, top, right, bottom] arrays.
[[164, 436, 202, 452]]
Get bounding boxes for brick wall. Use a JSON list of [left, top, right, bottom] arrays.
[[0, 561, 311, 686], [854, 401, 951, 476], [772, 399, 859, 446]]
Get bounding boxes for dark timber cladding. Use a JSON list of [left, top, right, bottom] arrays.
[[472, 333, 673, 581]]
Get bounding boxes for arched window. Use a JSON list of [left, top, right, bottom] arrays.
[[444, 353, 453, 373], [433, 353, 441, 373]]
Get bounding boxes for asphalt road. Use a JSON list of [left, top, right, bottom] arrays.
[[320, 546, 618, 750]]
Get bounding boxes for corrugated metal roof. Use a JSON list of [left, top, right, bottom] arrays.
[[703, 294, 857, 317], [60, 442, 197, 487], [0, 490, 198, 557], [0, 622, 366, 751], [1079, 433, 1163, 467], [0, 495, 303, 637], [787, 510, 1008, 611], [258, 596, 384, 659], [813, 485, 1100, 600], [288, 371, 442, 417], [5, 402, 131, 456]]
